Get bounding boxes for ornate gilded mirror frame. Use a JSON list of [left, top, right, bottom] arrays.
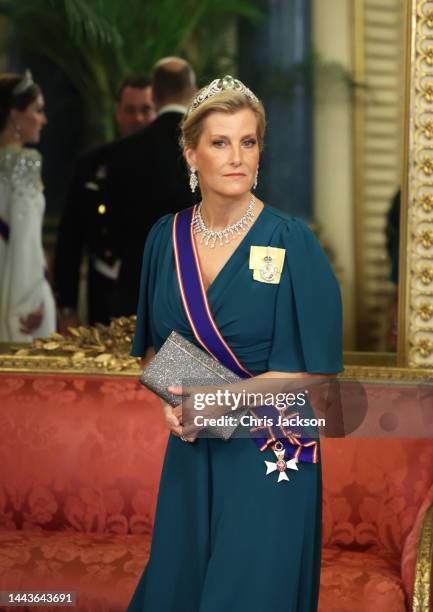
[[398, 0, 433, 371]]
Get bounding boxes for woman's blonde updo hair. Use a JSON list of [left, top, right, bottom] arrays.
[[180, 84, 266, 152]]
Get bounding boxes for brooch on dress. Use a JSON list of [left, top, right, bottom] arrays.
[[249, 246, 286, 284]]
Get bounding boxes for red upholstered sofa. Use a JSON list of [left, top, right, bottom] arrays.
[[0, 372, 432, 611], [319, 438, 433, 611], [0, 373, 166, 612]]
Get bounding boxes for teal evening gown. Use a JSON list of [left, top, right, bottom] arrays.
[[127, 205, 343, 612]]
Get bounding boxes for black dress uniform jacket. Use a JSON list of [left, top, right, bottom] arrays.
[[54, 141, 120, 325], [107, 111, 194, 317]]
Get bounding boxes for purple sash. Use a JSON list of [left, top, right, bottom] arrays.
[[173, 206, 318, 464]]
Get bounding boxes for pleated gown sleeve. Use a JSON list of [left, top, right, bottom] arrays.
[[130, 214, 172, 357], [267, 217, 343, 374]]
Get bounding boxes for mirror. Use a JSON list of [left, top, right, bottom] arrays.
[[0, 0, 427, 373], [314, 0, 407, 356], [237, 0, 409, 364]]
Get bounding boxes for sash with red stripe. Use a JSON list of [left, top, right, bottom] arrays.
[[173, 206, 318, 464]]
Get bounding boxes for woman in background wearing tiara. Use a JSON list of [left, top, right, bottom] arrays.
[[0, 71, 55, 342], [128, 76, 342, 611]]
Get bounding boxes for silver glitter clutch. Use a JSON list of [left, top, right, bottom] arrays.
[[139, 331, 244, 440]]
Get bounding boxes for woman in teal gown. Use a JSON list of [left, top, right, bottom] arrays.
[[127, 77, 342, 612]]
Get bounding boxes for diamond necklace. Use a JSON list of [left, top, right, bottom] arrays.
[[192, 195, 256, 248]]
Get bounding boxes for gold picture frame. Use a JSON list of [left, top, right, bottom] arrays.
[[399, 0, 433, 372]]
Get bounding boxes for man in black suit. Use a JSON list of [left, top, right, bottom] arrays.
[[54, 74, 156, 332], [109, 57, 197, 317]]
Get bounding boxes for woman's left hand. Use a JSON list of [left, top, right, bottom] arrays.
[[168, 386, 198, 442]]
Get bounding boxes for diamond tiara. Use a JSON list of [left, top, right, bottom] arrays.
[[186, 75, 259, 117], [12, 70, 34, 96]]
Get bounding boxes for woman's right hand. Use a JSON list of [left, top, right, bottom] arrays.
[[19, 302, 44, 334]]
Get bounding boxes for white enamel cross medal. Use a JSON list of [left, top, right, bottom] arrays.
[[265, 441, 299, 483]]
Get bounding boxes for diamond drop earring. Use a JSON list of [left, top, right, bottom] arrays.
[[189, 166, 198, 193], [253, 166, 259, 190]]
